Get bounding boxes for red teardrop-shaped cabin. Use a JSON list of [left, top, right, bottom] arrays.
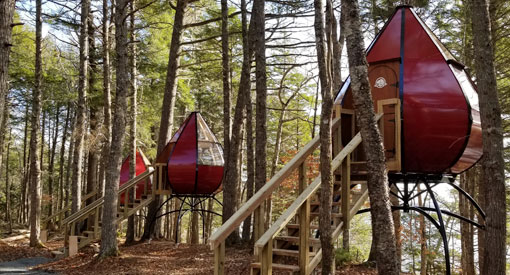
[[334, 6, 482, 175], [166, 112, 224, 195], [119, 150, 151, 202]]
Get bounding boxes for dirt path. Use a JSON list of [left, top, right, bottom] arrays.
[[0, 257, 54, 274]]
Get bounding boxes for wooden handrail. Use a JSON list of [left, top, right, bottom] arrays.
[[62, 167, 155, 225], [43, 190, 98, 225], [208, 117, 341, 250], [254, 129, 365, 251]]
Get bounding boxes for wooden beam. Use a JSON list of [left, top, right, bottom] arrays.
[[298, 162, 310, 275], [214, 241, 225, 275], [341, 154, 351, 250]]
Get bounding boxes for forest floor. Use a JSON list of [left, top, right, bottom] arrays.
[[0, 230, 378, 275]]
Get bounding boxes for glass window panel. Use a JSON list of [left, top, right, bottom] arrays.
[[197, 142, 224, 166], [197, 114, 219, 143]]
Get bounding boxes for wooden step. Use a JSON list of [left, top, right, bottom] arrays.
[[251, 262, 300, 272], [309, 201, 341, 206], [273, 248, 316, 257], [275, 236, 320, 245], [286, 223, 335, 230], [310, 212, 342, 219]]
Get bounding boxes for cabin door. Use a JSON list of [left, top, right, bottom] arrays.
[[368, 61, 401, 171]]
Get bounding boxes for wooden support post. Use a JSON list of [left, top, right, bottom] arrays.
[[341, 154, 351, 251], [214, 241, 225, 275], [261, 239, 273, 275], [40, 230, 47, 243], [69, 236, 78, 256], [94, 206, 100, 238], [298, 162, 310, 275]]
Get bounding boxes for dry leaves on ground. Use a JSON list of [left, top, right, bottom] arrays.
[[36, 240, 252, 275]]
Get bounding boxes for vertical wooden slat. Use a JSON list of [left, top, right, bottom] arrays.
[[214, 241, 225, 275], [298, 162, 310, 275], [261, 239, 273, 275], [341, 154, 351, 250]]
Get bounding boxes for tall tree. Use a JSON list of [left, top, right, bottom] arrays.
[[222, 0, 255, 243], [253, 0, 267, 233], [314, 0, 335, 272], [100, 0, 130, 257], [99, 0, 112, 198], [471, 0, 507, 273], [144, 0, 188, 240], [72, 0, 90, 214], [0, 0, 15, 133], [459, 170, 475, 275], [342, 0, 398, 274], [126, 0, 137, 244], [29, 0, 43, 247], [221, 0, 231, 165]]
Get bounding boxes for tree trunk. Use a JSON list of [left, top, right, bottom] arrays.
[[58, 104, 71, 213], [471, 0, 507, 274], [5, 129, 12, 233], [21, 106, 29, 224], [99, 0, 112, 198], [314, 0, 334, 272], [48, 107, 60, 216], [126, 0, 137, 244], [144, 0, 188, 240], [242, 83, 254, 242], [65, 112, 76, 210], [417, 185, 427, 275], [99, 0, 130, 257], [253, 0, 267, 233], [390, 185, 401, 271], [221, 0, 231, 166], [29, 0, 43, 247], [0, 0, 15, 136], [460, 171, 475, 275], [72, 0, 90, 214], [222, 0, 255, 244], [191, 203, 199, 244], [342, 0, 398, 274], [86, 11, 99, 206]]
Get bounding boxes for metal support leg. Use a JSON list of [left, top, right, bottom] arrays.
[[424, 181, 450, 275]]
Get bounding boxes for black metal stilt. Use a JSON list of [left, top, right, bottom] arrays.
[[423, 181, 451, 275]]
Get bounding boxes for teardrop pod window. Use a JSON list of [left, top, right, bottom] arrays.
[[167, 112, 224, 195]]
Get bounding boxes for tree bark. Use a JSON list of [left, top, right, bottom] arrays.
[[144, 0, 188, 240], [222, 0, 255, 244], [100, 0, 130, 257], [460, 171, 475, 275], [242, 79, 254, 242], [471, 1, 506, 273], [0, 0, 15, 136], [314, 0, 334, 272], [417, 185, 427, 275], [72, 0, 90, 214], [342, 0, 398, 274], [221, 0, 231, 166], [5, 129, 12, 233], [29, 0, 43, 247], [126, 0, 137, 244], [48, 107, 60, 216], [58, 104, 71, 213], [99, 0, 112, 198]]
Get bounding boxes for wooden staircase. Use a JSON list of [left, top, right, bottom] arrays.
[[60, 167, 156, 256], [209, 114, 383, 275]]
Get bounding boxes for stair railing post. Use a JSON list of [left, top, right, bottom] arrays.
[[341, 153, 351, 251], [214, 241, 225, 275], [298, 161, 310, 275], [261, 239, 273, 275]]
